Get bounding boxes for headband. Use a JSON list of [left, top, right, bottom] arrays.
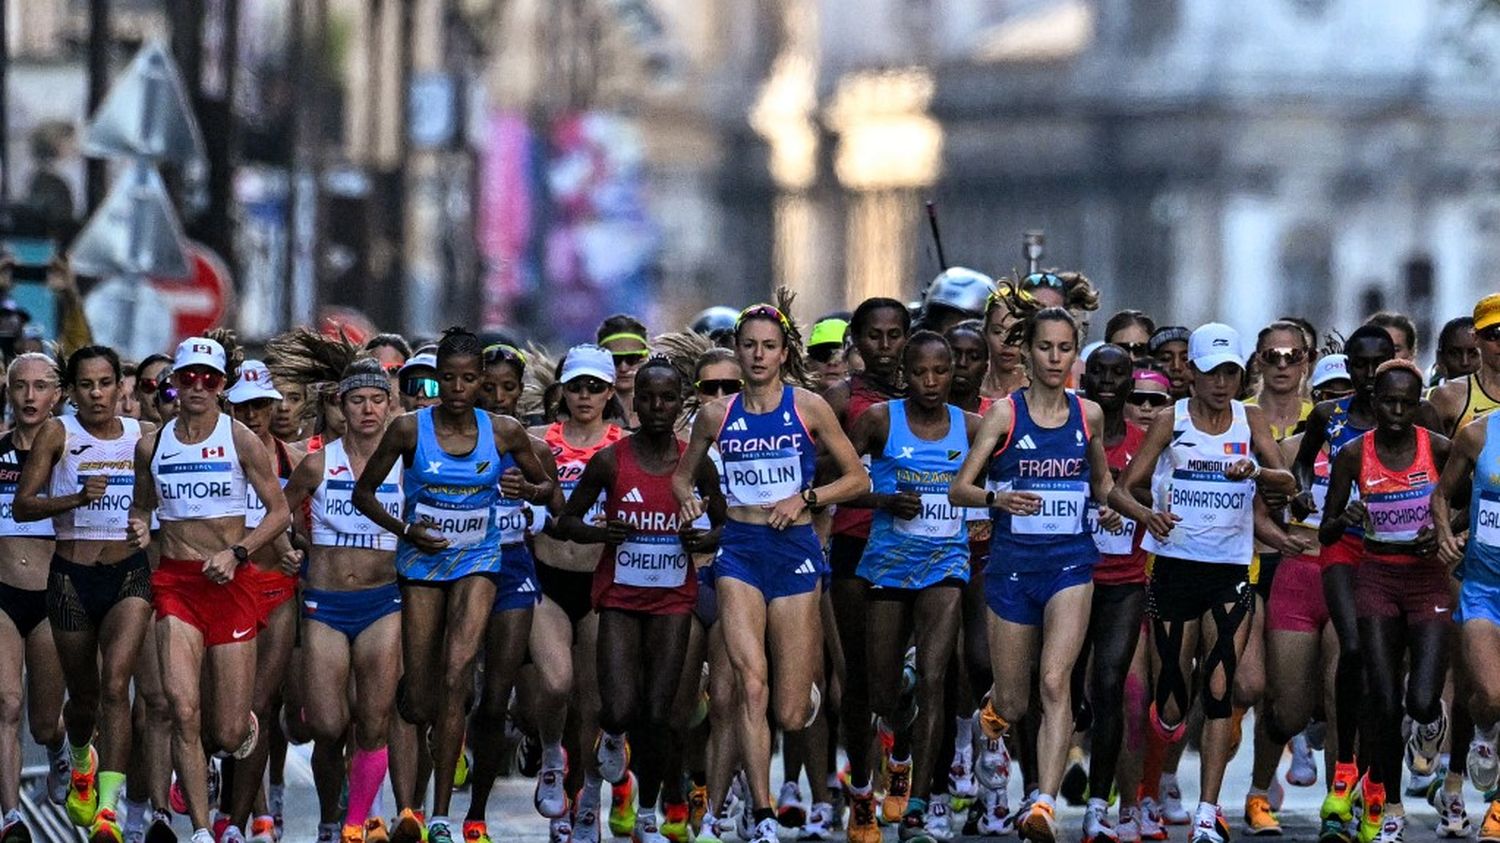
[[1147, 326, 1190, 354], [1133, 369, 1171, 390], [598, 332, 649, 349], [338, 372, 392, 399]]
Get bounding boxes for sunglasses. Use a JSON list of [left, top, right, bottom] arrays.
[[1022, 272, 1065, 290], [736, 304, 792, 335], [1127, 391, 1171, 408], [695, 378, 743, 397], [1258, 347, 1307, 367], [401, 378, 439, 398], [1313, 387, 1356, 403], [138, 376, 162, 395], [1480, 325, 1500, 343], [612, 351, 649, 366], [1116, 342, 1150, 359], [172, 370, 224, 391], [564, 378, 610, 395]]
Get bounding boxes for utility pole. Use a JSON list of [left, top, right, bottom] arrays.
[[87, 0, 111, 212], [190, 0, 240, 271], [1, 0, 9, 202]]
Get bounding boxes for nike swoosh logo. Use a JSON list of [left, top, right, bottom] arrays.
[[163, 452, 181, 460], [231, 628, 252, 640]]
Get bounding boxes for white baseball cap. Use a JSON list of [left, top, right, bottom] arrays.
[[1311, 354, 1351, 389], [560, 344, 616, 385], [1188, 323, 1245, 372], [173, 337, 227, 374], [398, 352, 437, 376], [226, 359, 283, 403]]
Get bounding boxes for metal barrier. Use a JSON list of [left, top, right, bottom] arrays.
[[19, 764, 85, 842]]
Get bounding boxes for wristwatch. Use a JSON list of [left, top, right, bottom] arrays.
[[800, 488, 819, 507], [230, 544, 249, 564]]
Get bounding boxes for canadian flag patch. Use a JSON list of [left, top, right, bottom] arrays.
[[202, 446, 226, 458]]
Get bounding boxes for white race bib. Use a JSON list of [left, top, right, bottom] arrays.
[[1476, 494, 1500, 547], [1009, 479, 1087, 536], [414, 502, 489, 548], [724, 454, 802, 505], [614, 534, 689, 588], [74, 475, 133, 530], [1088, 506, 1136, 555], [493, 502, 529, 545], [1167, 475, 1252, 531], [1364, 488, 1432, 544], [894, 488, 964, 539]]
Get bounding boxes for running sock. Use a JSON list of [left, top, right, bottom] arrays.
[[98, 771, 126, 811], [429, 816, 451, 833], [1247, 787, 1267, 799], [955, 715, 975, 748], [978, 698, 1010, 740], [69, 739, 94, 770], [1035, 793, 1055, 810], [543, 741, 566, 769], [1195, 802, 1217, 828], [345, 746, 389, 827], [752, 807, 775, 825]]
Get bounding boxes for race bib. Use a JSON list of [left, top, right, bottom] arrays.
[[614, 533, 689, 588], [1364, 487, 1432, 544], [724, 453, 802, 505], [1088, 505, 1136, 555], [1009, 478, 1087, 536], [893, 483, 963, 539], [493, 502, 529, 545], [1167, 473, 1252, 531], [1476, 493, 1500, 547], [74, 474, 134, 530], [561, 481, 606, 527], [413, 502, 490, 548]]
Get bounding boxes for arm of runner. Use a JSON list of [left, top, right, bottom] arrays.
[[1108, 407, 1179, 540], [354, 415, 442, 551], [556, 445, 624, 545], [950, 398, 1018, 510], [1433, 422, 1482, 570], [127, 431, 159, 549], [1233, 404, 1296, 500], [788, 388, 871, 517], [495, 415, 555, 504], [1290, 402, 1332, 519], [1083, 399, 1122, 531], [233, 421, 292, 555], [13, 418, 97, 520], [1319, 443, 1365, 547], [281, 448, 323, 549], [673, 398, 726, 522], [842, 403, 917, 517], [680, 448, 727, 554], [1254, 495, 1313, 557]]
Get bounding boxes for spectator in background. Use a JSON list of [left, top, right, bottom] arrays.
[[24, 122, 77, 227]]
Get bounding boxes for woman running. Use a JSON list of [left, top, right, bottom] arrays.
[[282, 356, 405, 843], [982, 288, 1030, 400], [1434, 373, 1500, 843], [464, 343, 558, 843], [0, 354, 68, 843], [599, 315, 652, 430], [1073, 342, 1153, 843], [1108, 323, 1297, 843], [13, 346, 152, 843], [126, 337, 293, 843], [1105, 311, 1157, 366], [560, 358, 722, 843], [673, 299, 869, 843], [1430, 295, 1500, 434], [525, 344, 625, 843], [352, 327, 553, 843], [821, 296, 907, 843], [1321, 359, 1451, 843], [847, 330, 977, 839], [950, 306, 1120, 843], [1147, 328, 1192, 401]]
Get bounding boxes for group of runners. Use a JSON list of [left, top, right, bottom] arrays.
[[1, 267, 1500, 843]]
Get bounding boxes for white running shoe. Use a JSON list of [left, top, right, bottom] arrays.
[[574, 805, 602, 843], [798, 802, 832, 841], [951, 740, 979, 799], [925, 796, 954, 842], [46, 744, 69, 805], [597, 732, 630, 785], [1431, 787, 1472, 838], [777, 781, 807, 829], [633, 812, 669, 843], [977, 786, 1016, 837], [974, 732, 1011, 792], [1117, 806, 1143, 843], [1160, 775, 1190, 825], [536, 748, 570, 818], [1190, 815, 1224, 843], [1085, 800, 1119, 843], [1139, 798, 1168, 841], [192, 831, 216, 843], [1473, 724, 1500, 794], [220, 825, 247, 843], [1406, 704, 1449, 778], [749, 816, 781, 843], [1287, 732, 1318, 787], [1375, 813, 1407, 843], [550, 815, 574, 843]]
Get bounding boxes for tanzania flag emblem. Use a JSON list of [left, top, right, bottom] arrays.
[[947, 450, 962, 461]]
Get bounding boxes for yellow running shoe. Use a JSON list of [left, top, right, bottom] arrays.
[[454, 742, 472, 789], [1357, 798, 1384, 843], [66, 747, 99, 827], [1018, 801, 1059, 843], [462, 820, 492, 842], [847, 790, 881, 843], [87, 807, 123, 843], [1321, 763, 1360, 824], [390, 808, 426, 843], [1244, 794, 1282, 836], [610, 772, 639, 837], [365, 817, 392, 843], [342, 824, 365, 843], [883, 759, 912, 823], [1478, 800, 1500, 843]]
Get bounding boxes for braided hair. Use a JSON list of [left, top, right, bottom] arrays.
[[436, 327, 484, 365]]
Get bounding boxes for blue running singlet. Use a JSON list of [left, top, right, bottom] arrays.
[[397, 407, 504, 581]]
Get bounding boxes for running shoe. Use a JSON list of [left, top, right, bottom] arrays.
[[47, 744, 70, 805], [67, 747, 100, 827], [144, 812, 175, 843], [1117, 806, 1142, 843], [597, 733, 631, 786], [1190, 815, 1225, 843], [847, 790, 881, 843], [365, 817, 392, 843], [688, 786, 709, 833], [973, 733, 1011, 792], [883, 758, 912, 823], [826, 776, 845, 831], [1322, 763, 1361, 824], [574, 807, 602, 843], [1479, 800, 1500, 843], [1357, 799, 1385, 843], [1138, 798, 1169, 842], [1, 809, 29, 843], [897, 806, 930, 842], [549, 816, 573, 843], [1288, 733, 1318, 787], [923, 797, 953, 842], [191, 832, 214, 843], [796, 801, 832, 842], [1159, 775, 1189, 826], [1403, 766, 1440, 799], [340, 825, 363, 843], [169, 777, 188, 817], [1405, 704, 1448, 779], [1244, 794, 1282, 836], [248, 816, 276, 843], [1017, 800, 1058, 843], [632, 814, 667, 843], [748, 817, 780, 843], [1430, 787, 1471, 838], [269, 785, 286, 841], [1318, 817, 1352, 843], [461, 820, 491, 843], [89, 808, 124, 843], [693, 811, 721, 843], [1369, 814, 1404, 843], [454, 744, 473, 790], [391, 808, 426, 843], [976, 786, 1015, 837], [609, 773, 639, 838], [536, 750, 571, 819], [221, 825, 247, 843], [517, 733, 545, 778], [949, 739, 978, 800], [1084, 801, 1118, 843], [660, 803, 691, 843], [427, 819, 455, 843], [777, 782, 807, 829], [1475, 726, 1500, 794]]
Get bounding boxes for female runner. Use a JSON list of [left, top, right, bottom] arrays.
[[126, 337, 293, 843], [281, 356, 404, 843], [15, 346, 153, 843], [561, 358, 723, 843], [0, 354, 68, 843], [1321, 360, 1451, 843], [847, 331, 977, 839], [950, 306, 1121, 843], [352, 328, 553, 843], [599, 315, 651, 430], [1108, 324, 1297, 843], [673, 299, 869, 843]]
